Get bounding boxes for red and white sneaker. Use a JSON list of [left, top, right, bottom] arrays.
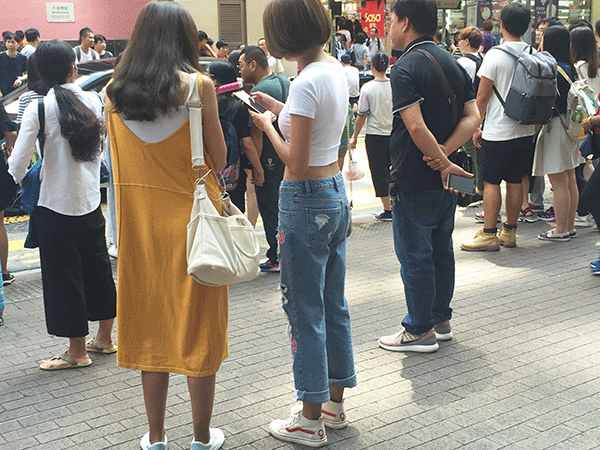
[[321, 399, 348, 429], [269, 405, 327, 447]]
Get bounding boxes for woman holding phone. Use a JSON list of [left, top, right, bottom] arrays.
[[250, 0, 356, 447]]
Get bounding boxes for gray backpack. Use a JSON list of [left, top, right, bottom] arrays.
[[492, 45, 557, 125]]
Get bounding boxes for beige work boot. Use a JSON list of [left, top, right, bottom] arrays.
[[461, 228, 500, 251], [498, 226, 517, 248]]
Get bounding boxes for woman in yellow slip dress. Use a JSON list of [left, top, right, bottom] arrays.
[[105, 2, 228, 450]]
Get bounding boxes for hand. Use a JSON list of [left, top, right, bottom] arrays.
[[349, 136, 357, 150], [582, 117, 592, 134], [251, 166, 264, 186], [13, 78, 22, 88], [472, 129, 483, 149], [249, 109, 274, 133], [251, 91, 283, 115], [422, 155, 444, 171], [440, 163, 473, 193]]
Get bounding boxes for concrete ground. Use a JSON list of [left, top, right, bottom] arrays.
[[2, 143, 599, 449]]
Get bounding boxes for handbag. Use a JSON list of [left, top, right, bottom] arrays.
[[186, 74, 261, 286], [20, 99, 45, 215]]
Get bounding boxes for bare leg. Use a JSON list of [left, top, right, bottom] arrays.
[[329, 386, 344, 403], [0, 211, 8, 275], [548, 171, 570, 233], [142, 371, 169, 444], [381, 196, 391, 211], [483, 182, 502, 229], [566, 168, 578, 230], [302, 401, 322, 420], [93, 318, 115, 348], [245, 171, 259, 226], [521, 175, 530, 210], [505, 182, 523, 226], [188, 374, 216, 444]]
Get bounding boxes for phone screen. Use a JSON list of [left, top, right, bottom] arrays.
[[447, 173, 476, 195], [233, 91, 269, 115]]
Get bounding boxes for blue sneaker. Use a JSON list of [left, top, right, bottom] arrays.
[[591, 259, 600, 275]]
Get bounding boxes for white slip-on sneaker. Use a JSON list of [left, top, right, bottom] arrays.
[[269, 404, 327, 447], [190, 428, 225, 450], [140, 432, 168, 450]]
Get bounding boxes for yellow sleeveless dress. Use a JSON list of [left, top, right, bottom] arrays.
[[106, 74, 228, 377]]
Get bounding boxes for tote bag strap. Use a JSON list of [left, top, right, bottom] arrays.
[[187, 73, 204, 172]]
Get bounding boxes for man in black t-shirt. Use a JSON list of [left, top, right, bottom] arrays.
[[239, 46, 290, 273], [378, 0, 480, 353], [0, 32, 27, 97]]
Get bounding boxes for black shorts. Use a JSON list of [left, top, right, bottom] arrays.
[[479, 135, 535, 185]]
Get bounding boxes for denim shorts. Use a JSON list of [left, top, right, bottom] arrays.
[[278, 173, 357, 403]]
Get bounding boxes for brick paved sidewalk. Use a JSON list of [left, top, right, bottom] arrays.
[[1, 206, 599, 449]]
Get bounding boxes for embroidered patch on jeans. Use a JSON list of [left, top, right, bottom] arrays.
[[278, 230, 285, 244], [290, 336, 297, 352]]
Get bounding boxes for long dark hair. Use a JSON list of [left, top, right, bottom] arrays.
[[570, 26, 599, 79], [543, 25, 575, 74], [26, 53, 49, 96], [35, 40, 103, 162], [106, 1, 201, 121]]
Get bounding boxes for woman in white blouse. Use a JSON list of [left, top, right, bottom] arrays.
[[9, 40, 116, 370]]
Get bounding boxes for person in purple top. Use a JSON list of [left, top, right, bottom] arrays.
[[479, 19, 498, 53]]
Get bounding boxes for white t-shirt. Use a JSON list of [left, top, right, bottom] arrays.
[[73, 46, 99, 63], [366, 37, 385, 61], [343, 65, 360, 97], [20, 44, 36, 59], [9, 84, 103, 216], [268, 55, 284, 74], [279, 60, 348, 167], [457, 53, 482, 81], [575, 60, 600, 100], [357, 79, 392, 135], [478, 41, 536, 141]]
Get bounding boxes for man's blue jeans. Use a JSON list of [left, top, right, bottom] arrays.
[[392, 190, 456, 335]]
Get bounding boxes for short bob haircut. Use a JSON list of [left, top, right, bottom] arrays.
[[500, 3, 530, 38], [391, 0, 437, 37], [263, 0, 331, 58], [107, 0, 201, 121], [458, 26, 483, 49]]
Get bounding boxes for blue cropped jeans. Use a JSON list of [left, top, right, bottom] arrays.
[[278, 173, 357, 404], [391, 189, 456, 336]]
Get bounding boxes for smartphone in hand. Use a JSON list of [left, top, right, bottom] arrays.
[[447, 173, 476, 195], [233, 91, 272, 116]]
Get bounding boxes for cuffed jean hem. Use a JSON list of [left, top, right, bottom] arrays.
[[330, 373, 357, 389]]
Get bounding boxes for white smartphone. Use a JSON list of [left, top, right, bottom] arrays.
[[233, 90, 271, 116], [447, 173, 476, 195]]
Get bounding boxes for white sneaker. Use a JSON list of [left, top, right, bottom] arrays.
[[108, 245, 118, 259], [574, 213, 594, 227], [190, 428, 225, 450], [140, 432, 167, 450], [321, 399, 348, 429], [269, 404, 327, 447]]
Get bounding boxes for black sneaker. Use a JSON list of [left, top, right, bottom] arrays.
[[374, 210, 392, 222], [259, 260, 280, 273], [538, 206, 555, 222], [2, 273, 14, 286]]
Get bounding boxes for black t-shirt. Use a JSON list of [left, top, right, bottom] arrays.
[[218, 95, 251, 140], [389, 37, 475, 193], [0, 52, 27, 97]]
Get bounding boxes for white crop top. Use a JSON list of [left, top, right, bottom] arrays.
[[278, 61, 349, 167]]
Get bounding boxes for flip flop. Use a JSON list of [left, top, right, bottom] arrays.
[[86, 338, 117, 354], [40, 351, 92, 371]]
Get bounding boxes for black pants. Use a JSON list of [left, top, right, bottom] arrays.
[[36, 205, 116, 337], [255, 174, 283, 263], [365, 134, 391, 198], [580, 161, 600, 229]]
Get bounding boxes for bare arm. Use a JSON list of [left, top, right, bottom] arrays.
[[350, 114, 367, 149], [240, 136, 264, 186], [250, 126, 263, 160], [400, 102, 471, 190], [441, 101, 480, 154], [472, 75, 493, 148], [251, 110, 313, 178], [200, 74, 227, 173]]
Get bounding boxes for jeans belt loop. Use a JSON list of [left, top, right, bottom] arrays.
[[304, 180, 311, 195]]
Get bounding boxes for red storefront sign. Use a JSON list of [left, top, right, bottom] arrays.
[[361, 0, 386, 37]]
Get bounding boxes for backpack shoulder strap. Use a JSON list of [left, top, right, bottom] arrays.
[[75, 46, 81, 62], [37, 99, 45, 158], [414, 48, 458, 128], [491, 44, 521, 60], [556, 65, 573, 85]]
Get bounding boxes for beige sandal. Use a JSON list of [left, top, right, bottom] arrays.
[[40, 351, 92, 371], [86, 338, 117, 354]]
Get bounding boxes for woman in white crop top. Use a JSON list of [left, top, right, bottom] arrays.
[[251, 0, 357, 446]]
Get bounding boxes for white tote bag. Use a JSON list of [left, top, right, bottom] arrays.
[[186, 75, 260, 286]]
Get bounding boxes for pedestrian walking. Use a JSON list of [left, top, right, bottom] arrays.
[[105, 2, 228, 449], [8, 40, 117, 370], [250, 0, 356, 446]]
